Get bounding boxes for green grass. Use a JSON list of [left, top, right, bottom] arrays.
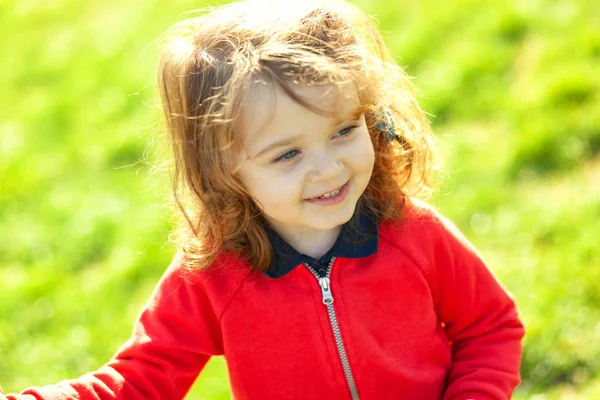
[[1, 0, 599, 398]]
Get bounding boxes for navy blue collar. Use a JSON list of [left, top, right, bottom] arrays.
[[264, 208, 379, 278]]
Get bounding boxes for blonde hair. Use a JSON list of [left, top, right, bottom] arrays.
[[158, 0, 439, 271]]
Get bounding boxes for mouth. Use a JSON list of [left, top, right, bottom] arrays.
[[308, 183, 345, 200], [304, 181, 350, 204]]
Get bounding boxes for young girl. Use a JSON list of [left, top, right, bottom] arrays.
[[1, 0, 524, 399]]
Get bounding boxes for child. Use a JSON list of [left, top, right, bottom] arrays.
[[1, 0, 524, 399]]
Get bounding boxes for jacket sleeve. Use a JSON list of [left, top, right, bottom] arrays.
[[1, 254, 224, 400], [419, 208, 525, 400]]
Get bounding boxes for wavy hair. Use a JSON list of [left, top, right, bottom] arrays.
[[157, 0, 440, 271]]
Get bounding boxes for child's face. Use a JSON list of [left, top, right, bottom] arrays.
[[235, 81, 375, 240]]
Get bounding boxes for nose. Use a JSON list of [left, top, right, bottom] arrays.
[[306, 150, 344, 183]]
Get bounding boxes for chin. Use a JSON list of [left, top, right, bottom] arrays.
[[312, 209, 355, 230], [310, 222, 344, 231]]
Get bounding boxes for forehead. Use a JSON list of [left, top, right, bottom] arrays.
[[236, 80, 361, 144]]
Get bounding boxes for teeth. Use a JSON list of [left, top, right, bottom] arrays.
[[316, 188, 340, 199]]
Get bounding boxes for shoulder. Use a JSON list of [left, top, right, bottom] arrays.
[[379, 197, 482, 267], [379, 197, 455, 244], [156, 251, 255, 319]]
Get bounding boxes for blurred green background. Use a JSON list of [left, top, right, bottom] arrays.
[[1, 0, 599, 398]]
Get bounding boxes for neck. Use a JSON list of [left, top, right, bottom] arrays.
[[270, 223, 343, 259]]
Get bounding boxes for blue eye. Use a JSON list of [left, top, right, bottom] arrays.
[[334, 125, 359, 138], [274, 149, 300, 162]]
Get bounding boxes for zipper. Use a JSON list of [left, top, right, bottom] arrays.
[[305, 257, 360, 400]]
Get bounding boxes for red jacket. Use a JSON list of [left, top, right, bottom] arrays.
[[2, 200, 524, 400]]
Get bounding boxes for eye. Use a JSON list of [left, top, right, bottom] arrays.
[[274, 149, 301, 163], [333, 124, 360, 138]]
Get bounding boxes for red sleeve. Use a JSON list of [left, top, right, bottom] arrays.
[[419, 208, 525, 400], [2, 254, 224, 400]]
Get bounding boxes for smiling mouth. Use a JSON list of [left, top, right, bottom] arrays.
[[307, 181, 348, 200]]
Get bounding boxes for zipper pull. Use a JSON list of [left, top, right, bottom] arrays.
[[318, 277, 334, 305]]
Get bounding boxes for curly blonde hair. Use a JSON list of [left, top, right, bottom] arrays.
[[157, 0, 439, 271]]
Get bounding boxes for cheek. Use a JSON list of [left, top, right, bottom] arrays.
[[240, 166, 303, 209], [347, 132, 375, 174], [364, 138, 376, 170]]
